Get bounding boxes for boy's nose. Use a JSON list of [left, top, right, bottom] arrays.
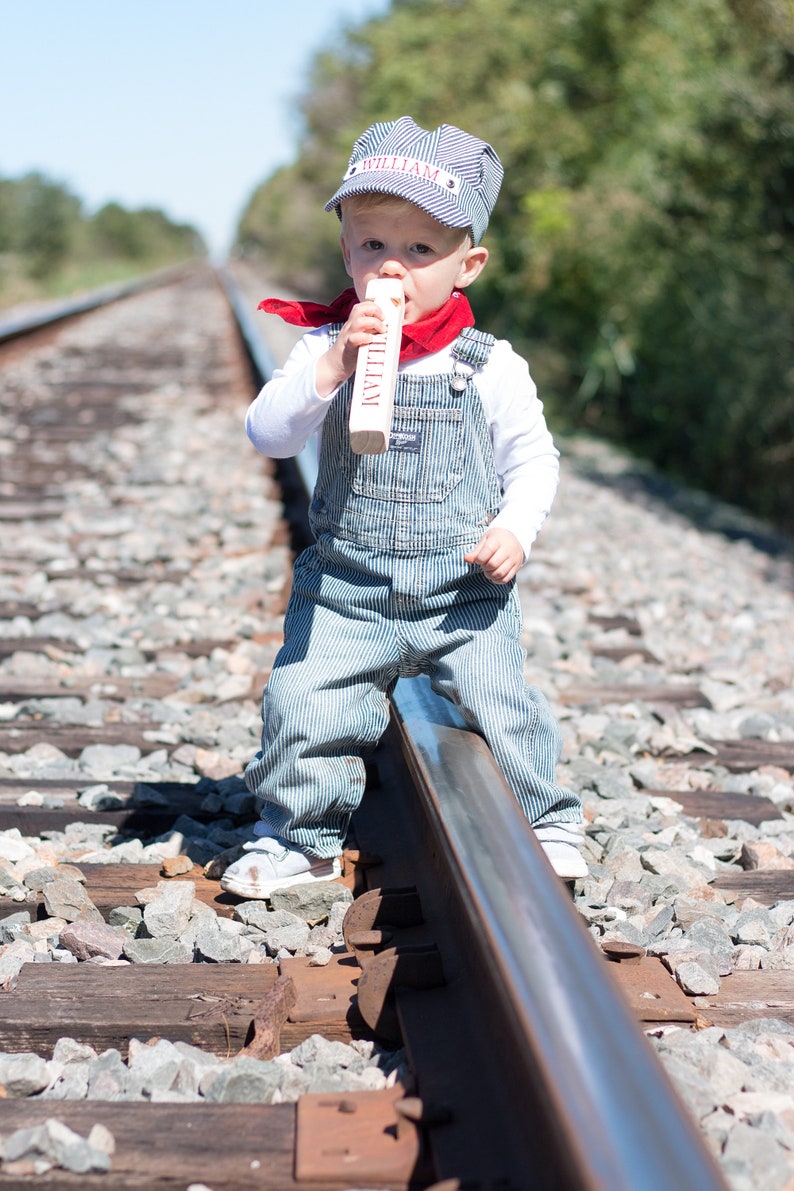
[[379, 258, 405, 278]]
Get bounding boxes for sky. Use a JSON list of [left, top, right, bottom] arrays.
[[1, 1, 390, 258]]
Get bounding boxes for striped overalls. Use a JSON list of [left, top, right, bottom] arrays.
[[244, 327, 582, 857]]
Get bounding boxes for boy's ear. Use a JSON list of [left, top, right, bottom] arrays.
[[455, 246, 489, 289]]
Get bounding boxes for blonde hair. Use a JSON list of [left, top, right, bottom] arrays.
[[339, 192, 474, 247]]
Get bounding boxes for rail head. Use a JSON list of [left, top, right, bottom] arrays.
[[219, 266, 729, 1191]]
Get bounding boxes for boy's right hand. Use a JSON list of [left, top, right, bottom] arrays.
[[315, 300, 386, 398]]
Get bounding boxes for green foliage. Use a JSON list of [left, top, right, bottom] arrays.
[[0, 173, 205, 305], [11, 173, 82, 279], [234, 0, 794, 531]]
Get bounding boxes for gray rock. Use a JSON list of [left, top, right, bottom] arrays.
[[721, 1120, 793, 1190], [40, 1064, 91, 1100], [42, 879, 102, 924], [269, 882, 353, 923], [52, 1038, 98, 1065], [760, 945, 794, 970], [590, 767, 636, 800], [2, 1118, 111, 1174], [645, 904, 675, 939], [141, 882, 195, 938], [200, 1057, 282, 1103], [769, 901, 794, 929], [233, 901, 283, 931], [220, 791, 257, 817], [675, 960, 721, 996], [58, 920, 128, 961], [684, 917, 736, 960], [729, 1018, 794, 1040], [605, 880, 654, 913], [601, 922, 648, 947], [127, 1038, 183, 1099], [289, 1035, 364, 1069], [86, 1050, 130, 1100], [672, 1043, 749, 1100], [22, 867, 59, 892], [603, 849, 645, 883], [107, 905, 143, 931], [263, 921, 310, 956], [733, 909, 774, 948], [0, 1052, 52, 1096], [0, 911, 32, 943], [193, 925, 243, 964], [78, 743, 142, 776], [641, 849, 712, 890], [172, 1042, 220, 1097], [77, 784, 124, 811], [122, 937, 192, 965], [652, 1052, 720, 1120], [130, 784, 171, 807], [732, 945, 767, 970]]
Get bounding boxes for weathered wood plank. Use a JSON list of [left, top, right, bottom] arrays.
[[0, 501, 68, 520], [557, 683, 711, 709], [2, 964, 275, 1057], [644, 788, 783, 826], [713, 870, 794, 906], [671, 739, 794, 773], [0, 963, 362, 1058], [694, 970, 794, 1028], [587, 646, 661, 663], [0, 779, 209, 835], [0, 725, 179, 757], [587, 614, 643, 636], [0, 1101, 299, 1189], [0, 675, 182, 702], [0, 639, 82, 660], [0, 864, 239, 922]]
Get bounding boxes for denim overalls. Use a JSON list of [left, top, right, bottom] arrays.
[[244, 327, 582, 857]]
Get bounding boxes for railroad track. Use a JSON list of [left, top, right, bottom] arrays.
[[0, 265, 736, 1188]]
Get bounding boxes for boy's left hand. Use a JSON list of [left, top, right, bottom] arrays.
[[464, 529, 524, 584]]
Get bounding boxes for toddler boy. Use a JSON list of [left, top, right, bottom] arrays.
[[222, 116, 585, 898]]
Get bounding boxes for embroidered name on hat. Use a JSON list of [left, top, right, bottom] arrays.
[[343, 156, 462, 195]]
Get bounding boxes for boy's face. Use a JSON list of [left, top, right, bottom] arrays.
[[340, 199, 488, 325]]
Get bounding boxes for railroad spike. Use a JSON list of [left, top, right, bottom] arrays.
[[355, 943, 445, 1045], [342, 885, 423, 953]]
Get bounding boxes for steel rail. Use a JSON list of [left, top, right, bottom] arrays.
[[0, 261, 197, 345], [221, 265, 728, 1191]]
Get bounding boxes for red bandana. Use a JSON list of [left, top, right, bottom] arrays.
[[258, 287, 475, 363]]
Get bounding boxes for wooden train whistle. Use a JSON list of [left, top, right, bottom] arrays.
[[349, 278, 405, 455]]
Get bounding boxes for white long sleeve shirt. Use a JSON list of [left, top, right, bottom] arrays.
[[245, 327, 560, 562]]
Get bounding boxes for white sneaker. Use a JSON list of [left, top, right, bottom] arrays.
[[220, 835, 342, 899], [534, 821, 588, 880]]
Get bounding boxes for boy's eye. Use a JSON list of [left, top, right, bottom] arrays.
[[412, 243, 432, 255], [363, 240, 383, 251]]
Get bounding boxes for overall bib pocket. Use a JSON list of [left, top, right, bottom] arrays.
[[341, 406, 464, 503]]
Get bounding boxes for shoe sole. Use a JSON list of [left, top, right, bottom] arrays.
[[220, 860, 342, 900]]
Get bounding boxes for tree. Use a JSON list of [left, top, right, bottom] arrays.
[[16, 173, 81, 279], [235, 0, 794, 529]]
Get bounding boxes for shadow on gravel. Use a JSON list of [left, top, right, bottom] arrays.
[[562, 436, 794, 565]]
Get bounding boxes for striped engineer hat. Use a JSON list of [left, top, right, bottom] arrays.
[[324, 116, 504, 245]]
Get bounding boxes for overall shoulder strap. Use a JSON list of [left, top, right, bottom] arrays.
[[450, 326, 496, 369]]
